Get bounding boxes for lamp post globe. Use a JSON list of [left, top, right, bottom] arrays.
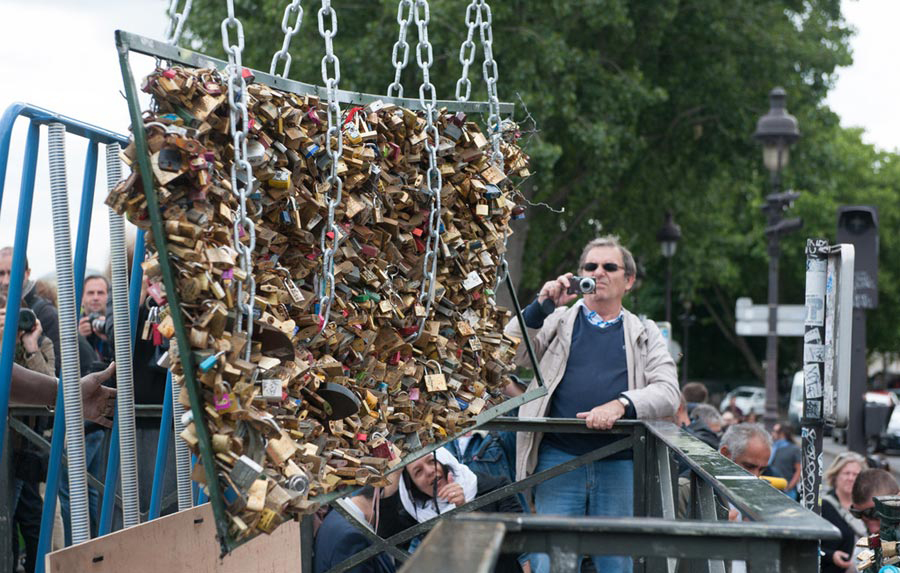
[[656, 211, 681, 324], [753, 87, 800, 182]]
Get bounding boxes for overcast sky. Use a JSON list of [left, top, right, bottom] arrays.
[[0, 0, 896, 280]]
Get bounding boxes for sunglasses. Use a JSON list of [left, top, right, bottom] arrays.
[[850, 506, 878, 520], [583, 262, 624, 273]]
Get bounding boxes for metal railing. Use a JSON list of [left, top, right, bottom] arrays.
[[308, 418, 839, 573], [0, 104, 189, 572]]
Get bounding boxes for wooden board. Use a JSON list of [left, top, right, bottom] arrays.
[[46, 504, 301, 573]]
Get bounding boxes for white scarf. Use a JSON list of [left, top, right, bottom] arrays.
[[398, 447, 478, 522]]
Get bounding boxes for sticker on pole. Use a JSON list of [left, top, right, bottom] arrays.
[[804, 363, 822, 399], [805, 258, 827, 326]]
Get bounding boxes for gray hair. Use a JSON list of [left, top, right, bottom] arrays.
[[578, 235, 636, 278], [691, 404, 723, 430], [824, 451, 866, 490], [720, 423, 772, 461]]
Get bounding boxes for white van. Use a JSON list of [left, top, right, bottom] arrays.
[[788, 371, 803, 427]]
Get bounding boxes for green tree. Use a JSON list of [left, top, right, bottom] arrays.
[[176, 1, 898, 386]]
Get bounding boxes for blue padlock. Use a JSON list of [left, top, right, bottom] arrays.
[[199, 351, 225, 373]]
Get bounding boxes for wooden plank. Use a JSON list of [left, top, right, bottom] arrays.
[[46, 504, 300, 573]]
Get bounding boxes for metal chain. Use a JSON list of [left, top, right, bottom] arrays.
[[317, 0, 342, 332], [270, 0, 304, 78], [475, 0, 509, 290], [454, 0, 481, 102], [387, 0, 414, 98], [164, 0, 193, 46], [221, 0, 256, 360], [409, 0, 442, 342], [478, 0, 503, 168]]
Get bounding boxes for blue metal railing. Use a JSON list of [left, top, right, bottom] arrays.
[[0, 103, 177, 568]]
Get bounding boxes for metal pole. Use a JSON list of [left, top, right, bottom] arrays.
[[665, 256, 673, 325], [764, 234, 780, 428], [848, 308, 867, 454], [681, 314, 690, 386], [801, 238, 828, 516], [764, 170, 782, 430]]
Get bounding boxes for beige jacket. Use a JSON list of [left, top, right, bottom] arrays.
[[505, 301, 679, 480]]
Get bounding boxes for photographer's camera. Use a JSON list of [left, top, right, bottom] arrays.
[[567, 276, 596, 295]]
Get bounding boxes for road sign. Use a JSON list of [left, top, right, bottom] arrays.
[[735, 298, 806, 322], [734, 298, 806, 336], [735, 320, 805, 337]]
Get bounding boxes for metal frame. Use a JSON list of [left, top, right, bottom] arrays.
[[825, 243, 854, 428], [115, 31, 515, 115], [114, 29, 542, 556], [0, 103, 155, 572], [312, 419, 839, 573], [5, 408, 181, 523]]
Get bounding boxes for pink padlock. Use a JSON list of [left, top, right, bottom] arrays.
[[409, 387, 420, 401], [214, 393, 232, 411], [147, 282, 166, 305]]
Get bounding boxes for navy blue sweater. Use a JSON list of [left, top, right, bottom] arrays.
[[525, 300, 634, 456]]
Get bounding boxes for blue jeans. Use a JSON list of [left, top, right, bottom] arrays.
[[532, 443, 634, 573], [59, 427, 107, 545]]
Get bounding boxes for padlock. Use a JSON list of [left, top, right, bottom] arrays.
[[424, 361, 448, 393], [157, 148, 183, 172], [230, 455, 264, 492], [114, 65, 531, 534]]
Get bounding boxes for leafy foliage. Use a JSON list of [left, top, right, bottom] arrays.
[[176, 1, 900, 384]]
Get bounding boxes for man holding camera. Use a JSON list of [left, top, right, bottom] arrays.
[[79, 275, 112, 365], [505, 236, 679, 573]]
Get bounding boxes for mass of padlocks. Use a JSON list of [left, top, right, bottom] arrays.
[[105, 65, 530, 537]]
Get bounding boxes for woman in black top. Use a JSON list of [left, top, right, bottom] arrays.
[[820, 452, 866, 572], [378, 447, 527, 573]]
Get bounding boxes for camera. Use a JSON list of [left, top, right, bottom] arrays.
[[18, 308, 37, 332], [87, 312, 106, 335], [567, 276, 596, 295]]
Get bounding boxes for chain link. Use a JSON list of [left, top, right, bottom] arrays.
[[164, 0, 193, 46], [473, 0, 509, 291], [221, 0, 256, 360], [270, 0, 305, 78], [454, 0, 481, 102], [386, 0, 414, 98], [316, 0, 343, 332], [478, 1, 503, 168], [407, 0, 442, 342]]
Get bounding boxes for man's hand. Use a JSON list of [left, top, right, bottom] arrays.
[[22, 318, 42, 353], [78, 316, 93, 337], [437, 473, 465, 506], [832, 550, 851, 569], [537, 273, 578, 308], [576, 400, 625, 430], [81, 362, 117, 428]]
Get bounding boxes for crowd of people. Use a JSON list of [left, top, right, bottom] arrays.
[[7, 235, 894, 573], [2, 246, 171, 573]]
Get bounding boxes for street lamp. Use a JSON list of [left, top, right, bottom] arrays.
[[656, 211, 681, 324], [753, 87, 802, 429]]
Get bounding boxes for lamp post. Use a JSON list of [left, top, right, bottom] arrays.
[[679, 302, 695, 385], [753, 87, 802, 429], [656, 211, 682, 325]]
